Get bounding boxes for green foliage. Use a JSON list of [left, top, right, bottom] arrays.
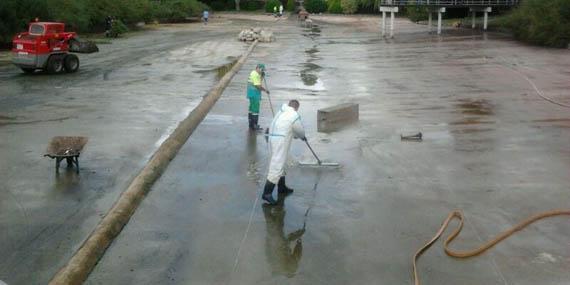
[[356, 0, 378, 10], [327, 0, 342, 14], [241, 0, 263, 11], [405, 4, 428, 22], [151, 0, 209, 22], [286, 0, 295, 12], [111, 19, 129, 36], [502, 0, 570, 48], [265, 0, 281, 13], [305, 0, 326, 13], [208, 0, 234, 11], [0, 0, 209, 46], [0, 0, 49, 44], [340, 0, 357, 14]]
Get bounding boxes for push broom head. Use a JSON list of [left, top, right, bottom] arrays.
[[298, 161, 340, 167]]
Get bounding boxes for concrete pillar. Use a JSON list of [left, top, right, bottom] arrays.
[[434, 7, 445, 35], [483, 10, 488, 30], [437, 10, 442, 35], [428, 12, 432, 33], [470, 7, 491, 31], [380, 7, 399, 38], [472, 11, 476, 29], [382, 11, 386, 37], [390, 11, 395, 38]]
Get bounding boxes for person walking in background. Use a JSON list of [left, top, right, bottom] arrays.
[[202, 9, 209, 25], [279, 4, 284, 17]]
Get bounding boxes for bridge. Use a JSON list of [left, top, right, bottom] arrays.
[[378, 0, 520, 37], [379, 0, 519, 6]]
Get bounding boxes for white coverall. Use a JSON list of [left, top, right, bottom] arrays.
[[267, 104, 305, 184]]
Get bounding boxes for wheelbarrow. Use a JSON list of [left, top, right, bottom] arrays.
[[44, 136, 88, 173]]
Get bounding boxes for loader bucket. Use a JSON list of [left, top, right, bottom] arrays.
[[69, 37, 99, 54]]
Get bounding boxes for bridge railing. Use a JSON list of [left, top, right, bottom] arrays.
[[379, 0, 519, 6]]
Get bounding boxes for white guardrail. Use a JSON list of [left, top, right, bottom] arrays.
[[379, 0, 519, 6]]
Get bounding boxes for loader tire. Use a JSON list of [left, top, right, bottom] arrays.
[[64, 54, 80, 73], [46, 55, 64, 74]]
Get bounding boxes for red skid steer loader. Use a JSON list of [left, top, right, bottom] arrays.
[[12, 21, 99, 74]]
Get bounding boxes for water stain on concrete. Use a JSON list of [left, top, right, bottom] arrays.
[[450, 128, 494, 134], [0, 116, 72, 127], [455, 99, 494, 116], [449, 118, 495, 125]]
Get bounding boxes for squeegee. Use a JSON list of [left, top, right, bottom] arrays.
[[298, 140, 340, 167]]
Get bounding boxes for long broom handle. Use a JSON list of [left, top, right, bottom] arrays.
[[304, 140, 322, 165], [263, 77, 275, 117]]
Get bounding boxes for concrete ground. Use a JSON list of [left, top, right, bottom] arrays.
[[2, 14, 570, 285]]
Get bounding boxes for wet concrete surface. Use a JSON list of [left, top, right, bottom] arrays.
[[83, 16, 570, 285], [0, 20, 249, 284], [2, 15, 570, 284]]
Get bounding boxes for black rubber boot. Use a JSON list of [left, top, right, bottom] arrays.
[[278, 176, 293, 195], [262, 180, 277, 205], [252, 115, 262, 131], [248, 113, 254, 130]]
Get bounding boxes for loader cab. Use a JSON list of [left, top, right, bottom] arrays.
[[29, 22, 65, 36]]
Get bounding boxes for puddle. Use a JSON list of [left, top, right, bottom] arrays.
[[303, 62, 322, 71], [300, 63, 322, 86], [305, 47, 319, 54], [455, 99, 494, 116], [302, 25, 321, 39], [300, 70, 318, 86]]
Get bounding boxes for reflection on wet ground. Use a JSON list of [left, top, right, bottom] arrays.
[[302, 25, 322, 40], [246, 132, 262, 184], [53, 169, 82, 192], [262, 194, 305, 278]]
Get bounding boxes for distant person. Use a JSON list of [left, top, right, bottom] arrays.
[[262, 100, 306, 205], [203, 10, 209, 25], [274, 6, 278, 17], [298, 9, 309, 21], [279, 4, 284, 17], [246, 64, 269, 131], [105, 16, 113, 37]]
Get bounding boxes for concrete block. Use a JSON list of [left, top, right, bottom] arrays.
[[317, 103, 359, 132]]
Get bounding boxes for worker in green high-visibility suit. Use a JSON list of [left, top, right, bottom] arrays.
[[247, 63, 270, 130]]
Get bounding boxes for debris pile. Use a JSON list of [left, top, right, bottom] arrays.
[[238, 28, 275, 42]]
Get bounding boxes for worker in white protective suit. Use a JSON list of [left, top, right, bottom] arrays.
[[262, 100, 306, 205]]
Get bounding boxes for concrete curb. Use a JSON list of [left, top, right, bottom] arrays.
[[49, 41, 259, 285]]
